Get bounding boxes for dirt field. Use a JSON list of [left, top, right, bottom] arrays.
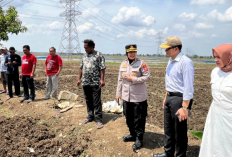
[[0, 61, 215, 157]]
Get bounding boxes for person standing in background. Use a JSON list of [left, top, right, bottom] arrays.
[[0, 46, 9, 94], [44, 47, 63, 100], [20, 45, 37, 103], [5, 47, 21, 100]]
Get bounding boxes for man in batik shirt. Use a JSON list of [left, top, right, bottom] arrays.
[[77, 39, 106, 129]]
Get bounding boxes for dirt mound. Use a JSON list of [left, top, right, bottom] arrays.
[[0, 116, 90, 157]]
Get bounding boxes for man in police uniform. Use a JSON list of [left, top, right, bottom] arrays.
[[116, 44, 150, 152], [153, 36, 194, 157]]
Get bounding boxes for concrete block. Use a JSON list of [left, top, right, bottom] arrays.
[[58, 91, 79, 101]]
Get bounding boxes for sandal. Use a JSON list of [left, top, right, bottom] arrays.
[[97, 122, 104, 129], [0, 91, 6, 94], [83, 118, 92, 124]]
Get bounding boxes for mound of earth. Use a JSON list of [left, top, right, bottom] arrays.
[[0, 116, 90, 157]]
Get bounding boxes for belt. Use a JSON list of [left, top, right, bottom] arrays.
[[167, 91, 183, 97]]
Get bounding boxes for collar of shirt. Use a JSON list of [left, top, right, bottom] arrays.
[[169, 52, 184, 62], [87, 51, 97, 57], [127, 58, 140, 65]]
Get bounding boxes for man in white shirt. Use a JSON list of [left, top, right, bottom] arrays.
[[153, 36, 194, 157], [0, 46, 9, 94]]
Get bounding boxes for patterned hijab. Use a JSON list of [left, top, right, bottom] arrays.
[[212, 44, 232, 72]]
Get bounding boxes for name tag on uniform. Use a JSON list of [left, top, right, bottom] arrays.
[[123, 64, 127, 67]]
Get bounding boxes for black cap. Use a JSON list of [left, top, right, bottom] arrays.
[[9, 47, 16, 52]]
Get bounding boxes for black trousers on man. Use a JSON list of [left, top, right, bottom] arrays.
[[22, 75, 35, 100], [164, 93, 193, 157], [83, 85, 102, 123], [123, 100, 148, 141], [6, 74, 20, 98]]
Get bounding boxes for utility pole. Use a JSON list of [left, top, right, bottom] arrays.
[[59, 0, 82, 55], [156, 31, 164, 55]]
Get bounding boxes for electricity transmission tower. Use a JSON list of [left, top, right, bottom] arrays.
[[59, 0, 81, 55], [156, 31, 164, 55]]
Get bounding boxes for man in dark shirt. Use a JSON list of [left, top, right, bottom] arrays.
[[5, 47, 21, 100], [77, 39, 106, 129]]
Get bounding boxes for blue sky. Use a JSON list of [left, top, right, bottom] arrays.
[[1, 0, 232, 56]]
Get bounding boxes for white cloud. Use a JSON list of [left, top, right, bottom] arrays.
[[207, 6, 232, 22], [188, 31, 205, 38], [82, 8, 100, 18], [163, 27, 169, 34], [18, 21, 64, 36], [195, 23, 214, 29], [46, 21, 63, 30], [76, 21, 109, 33], [117, 27, 168, 39], [111, 7, 155, 27], [117, 28, 157, 38], [173, 24, 186, 31], [211, 34, 218, 37], [190, 0, 226, 5], [178, 12, 197, 21], [181, 31, 205, 39]]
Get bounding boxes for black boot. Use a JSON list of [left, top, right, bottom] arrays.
[[132, 137, 143, 153], [123, 135, 136, 142]]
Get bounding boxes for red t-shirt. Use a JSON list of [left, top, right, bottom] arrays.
[[22, 54, 37, 76], [45, 55, 62, 76]]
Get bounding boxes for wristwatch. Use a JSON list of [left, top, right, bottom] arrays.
[[182, 106, 188, 110]]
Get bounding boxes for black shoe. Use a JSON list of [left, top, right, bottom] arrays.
[[20, 97, 28, 103], [132, 138, 143, 153], [123, 135, 136, 142], [153, 152, 168, 157], [27, 99, 33, 103]]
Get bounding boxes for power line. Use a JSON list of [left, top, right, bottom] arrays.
[[1, 0, 14, 6], [19, 13, 155, 47], [18, 15, 125, 45], [16, 0, 155, 43], [78, 4, 155, 43], [86, 0, 156, 39]]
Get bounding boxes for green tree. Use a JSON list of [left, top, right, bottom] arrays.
[[0, 6, 27, 44], [193, 54, 198, 58]]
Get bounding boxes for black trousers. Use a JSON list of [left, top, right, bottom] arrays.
[[22, 75, 35, 100], [6, 74, 20, 98], [123, 100, 148, 141], [164, 95, 193, 157], [83, 85, 102, 123]]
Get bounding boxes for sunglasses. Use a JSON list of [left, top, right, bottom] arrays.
[[165, 46, 177, 51]]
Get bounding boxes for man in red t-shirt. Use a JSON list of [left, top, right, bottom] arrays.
[[20, 45, 37, 103], [44, 47, 62, 99]]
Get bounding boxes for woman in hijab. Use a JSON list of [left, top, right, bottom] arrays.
[[199, 44, 232, 157]]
